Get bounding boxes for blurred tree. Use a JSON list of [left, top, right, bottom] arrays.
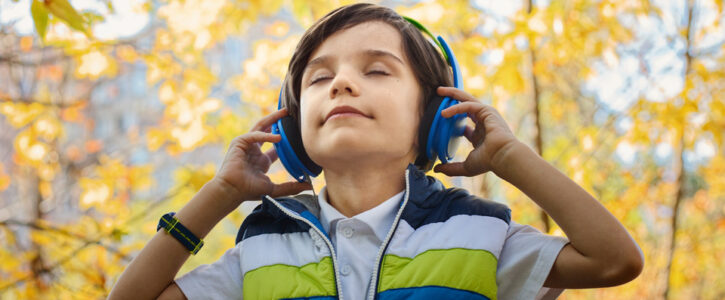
[[0, 0, 723, 298]]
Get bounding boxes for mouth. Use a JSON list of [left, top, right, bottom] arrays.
[[324, 105, 372, 123]]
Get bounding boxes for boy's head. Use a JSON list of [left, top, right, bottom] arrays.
[[281, 3, 453, 170]]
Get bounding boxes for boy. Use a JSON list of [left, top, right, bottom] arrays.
[[110, 3, 643, 300]]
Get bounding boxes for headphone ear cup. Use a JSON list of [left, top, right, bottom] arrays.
[[432, 98, 466, 164], [272, 118, 303, 182], [274, 82, 322, 182], [280, 115, 322, 178], [415, 95, 445, 171], [419, 96, 466, 169]]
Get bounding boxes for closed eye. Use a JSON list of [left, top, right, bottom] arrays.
[[310, 70, 389, 85], [310, 76, 331, 85], [367, 70, 389, 76]]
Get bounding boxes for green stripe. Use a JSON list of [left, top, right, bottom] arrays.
[[243, 256, 337, 299], [378, 248, 498, 300]]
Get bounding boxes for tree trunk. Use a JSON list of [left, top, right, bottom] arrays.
[[663, 0, 694, 298], [526, 0, 551, 233]]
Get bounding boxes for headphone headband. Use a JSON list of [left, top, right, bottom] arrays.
[[402, 16, 463, 90], [402, 16, 449, 62]]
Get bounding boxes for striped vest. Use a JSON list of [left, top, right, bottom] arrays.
[[235, 164, 511, 300]]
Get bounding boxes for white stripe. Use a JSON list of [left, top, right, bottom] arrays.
[[262, 195, 345, 300], [240, 229, 331, 275], [386, 214, 509, 259]]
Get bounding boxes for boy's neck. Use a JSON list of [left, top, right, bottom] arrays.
[[322, 159, 409, 218]]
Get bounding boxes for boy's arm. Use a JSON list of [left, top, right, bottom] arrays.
[[158, 282, 186, 299], [108, 109, 311, 299], [107, 179, 239, 300], [433, 86, 643, 288], [494, 141, 644, 288]]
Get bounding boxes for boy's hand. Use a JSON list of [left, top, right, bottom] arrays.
[[433, 86, 521, 177], [212, 108, 312, 204]]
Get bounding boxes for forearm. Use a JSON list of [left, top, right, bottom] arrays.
[[494, 142, 641, 267], [108, 179, 240, 299]]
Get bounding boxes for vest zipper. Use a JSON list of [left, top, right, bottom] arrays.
[[366, 169, 412, 300], [263, 195, 345, 300]]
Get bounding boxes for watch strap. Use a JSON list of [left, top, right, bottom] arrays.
[[157, 212, 204, 255]]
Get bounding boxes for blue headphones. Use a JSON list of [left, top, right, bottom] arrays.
[[272, 16, 466, 182]]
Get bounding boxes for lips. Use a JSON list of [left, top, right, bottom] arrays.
[[324, 105, 372, 122]]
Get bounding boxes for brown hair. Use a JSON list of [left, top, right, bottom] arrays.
[[281, 3, 453, 122]]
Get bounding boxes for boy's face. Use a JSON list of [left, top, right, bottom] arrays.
[[299, 21, 422, 169]]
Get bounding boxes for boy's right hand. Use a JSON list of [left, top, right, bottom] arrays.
[[211, 108, 312, 205]]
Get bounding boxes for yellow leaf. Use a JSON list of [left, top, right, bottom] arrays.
[[14, 129, 49, 163], [116, 45, 138, 62], [20, 36, 34, 52], [30, 0, 49, 42], [75, 51, 117, 79], [79, 178, 112, 210], [45, 0, 92, 37], [265, 21, 290, 37], [129, 165, 154, 192], [173, 164, 216, 192], [0, 163, 9, 191], [0, 102, 46, 128], [39, 180, 53, 198], [493, 62, 525, 93], [33, 114, 62, 141], [146, 128, 167, 151]]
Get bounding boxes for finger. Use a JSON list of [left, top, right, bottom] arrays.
[[264, 147, 278, 163], [251, 108, 288, 132], [433, 162, 470, 177], [437, 86, 478, 102], [441, 101, 487, 118], [463, 125, 474, 143], [258, 122, 275, 134], [269, 181, 313, 198], [237, 132, 282, 148]]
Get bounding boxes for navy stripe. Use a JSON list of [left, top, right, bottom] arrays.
[[301, 210, 330, 240], [402, 164, 511, 230], [236, 197, 312, 244], [237, 165, 511, 242], [378, 285, 490, 300]]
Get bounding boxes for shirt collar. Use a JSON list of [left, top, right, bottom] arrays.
[[317, 186, 404, 242]]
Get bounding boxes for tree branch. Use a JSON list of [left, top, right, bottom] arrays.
[[0, 219, 131, 261]]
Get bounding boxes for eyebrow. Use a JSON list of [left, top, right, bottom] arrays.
[[305, 49, 405, 71], [362, 49, 405, 65]]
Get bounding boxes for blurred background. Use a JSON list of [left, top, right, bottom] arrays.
[[0, 0, 723, 298]]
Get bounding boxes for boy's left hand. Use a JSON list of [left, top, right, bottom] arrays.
[[433, 86, 520, 177]]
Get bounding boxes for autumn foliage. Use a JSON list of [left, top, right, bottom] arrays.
[[0, 0, 723, 299]]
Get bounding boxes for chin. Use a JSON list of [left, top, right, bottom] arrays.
[[307, 137, 414, 169], [312, 135, 377, 160]]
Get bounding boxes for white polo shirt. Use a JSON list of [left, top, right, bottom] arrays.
[[317, 186, 404, 300]]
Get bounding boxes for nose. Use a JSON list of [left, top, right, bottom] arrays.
[[329, 68, 360, 99]]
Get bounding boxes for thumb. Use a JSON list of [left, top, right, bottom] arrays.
[[269, 181, 313, 198], [433, 162, 469, 177]]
